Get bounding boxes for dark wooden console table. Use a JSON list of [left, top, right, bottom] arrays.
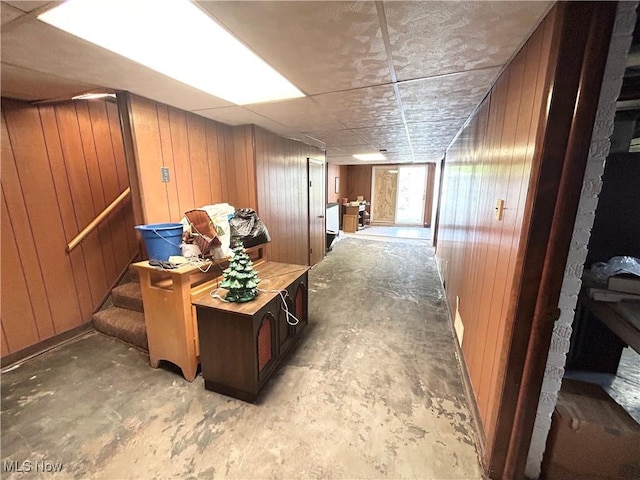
[[192, 261, 309, 402]]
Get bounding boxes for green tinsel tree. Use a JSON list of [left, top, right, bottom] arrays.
[[220, 241, 260, 302]]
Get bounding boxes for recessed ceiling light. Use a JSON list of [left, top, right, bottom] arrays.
[[38, 0, 305, 105], [353, 153, 386, 161]]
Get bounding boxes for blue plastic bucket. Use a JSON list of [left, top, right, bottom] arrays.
[[135, 223, 183, 261]]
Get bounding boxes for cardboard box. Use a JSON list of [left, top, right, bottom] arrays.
[[342, 214, 358, 233], [542, 379, 640, 479]]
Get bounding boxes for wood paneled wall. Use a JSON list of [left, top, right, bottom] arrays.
[[1, 98, 136, 357], [123, 93, 256, 225], [254, 126, 324, 266], [435, 7, 556, 454], [327, 162, 348, 203], [346, 165, 372, 202]]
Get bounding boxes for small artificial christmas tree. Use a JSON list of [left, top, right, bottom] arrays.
[[220, 240, 260, 302]]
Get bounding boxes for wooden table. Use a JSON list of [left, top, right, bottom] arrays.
[[192, 261, 309, 402], [131, 245, 266, 381]]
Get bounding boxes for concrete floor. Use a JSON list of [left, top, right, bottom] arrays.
[[1, 237, 483, 479]]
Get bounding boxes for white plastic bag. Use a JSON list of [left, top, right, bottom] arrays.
[[200, 203, 235, 258], [589, 256, 640, 282]]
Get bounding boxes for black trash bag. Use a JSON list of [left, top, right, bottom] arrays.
[[229, 208, 271, 248]]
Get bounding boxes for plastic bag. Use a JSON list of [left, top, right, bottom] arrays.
[[229, 208, 271, 248], [183, 209, 221, 257], [588, 256, 640, 282], [180, 203, 235, 258], [201, 203, 235, 258]]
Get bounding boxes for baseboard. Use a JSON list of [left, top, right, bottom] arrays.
[[1, 322, 94, 369], [452, 327, 487, 457], [436, 256, 487, 463]]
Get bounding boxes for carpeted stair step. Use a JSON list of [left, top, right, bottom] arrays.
[[92, 306, 148, 351], [112, 282, 144, 312]]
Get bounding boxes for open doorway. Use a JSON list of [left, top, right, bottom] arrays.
[[370, 165, 429, 226]]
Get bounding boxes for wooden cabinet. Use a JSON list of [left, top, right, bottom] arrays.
[[192, 261, 309, 402], [131, 245, 267, 382]]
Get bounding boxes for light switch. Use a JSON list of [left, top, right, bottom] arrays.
[[161, 167, 170, 183]]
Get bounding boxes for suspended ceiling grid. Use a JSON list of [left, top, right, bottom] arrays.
[[1, 1, 552, 165]]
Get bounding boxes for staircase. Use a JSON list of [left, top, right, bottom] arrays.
[[92, 269, 148, 351]]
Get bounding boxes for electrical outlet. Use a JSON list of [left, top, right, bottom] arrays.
[[161, 167, 170, 183]]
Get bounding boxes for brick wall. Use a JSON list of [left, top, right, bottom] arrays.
[[524, 3, 638, 477]]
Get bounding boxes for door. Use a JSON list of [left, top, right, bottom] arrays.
[[371, 165, 428, 225], [395, 165, 427, 225], [371, 166, 398, 224], [308, 158, 325, 266]]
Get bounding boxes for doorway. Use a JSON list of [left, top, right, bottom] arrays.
[[308, 158, 325, 266], [371, 165, 427, 225]]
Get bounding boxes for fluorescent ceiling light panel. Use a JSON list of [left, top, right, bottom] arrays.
[[353, 153, 387, 161], [38, 0, 305, 105], [72, 93, 116, 100]]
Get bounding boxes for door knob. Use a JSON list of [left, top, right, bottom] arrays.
[[318, 215, 325, 218]]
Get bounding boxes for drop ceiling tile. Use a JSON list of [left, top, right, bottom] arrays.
[[281, 133, 327, 150], [199, 1, 390, 95], [4, 1, 50, 13], [399, 68, 500, 123], [406, 120, 463, 151], [0, 63, 99, 101], [195, 106, 288, 133], [246, 97, 345, 132], [411, 151, 445, 163], [385, 1, 551, 81], [305, 129, 369, 147], [331, 145, 379, 155], [313, 84, 403, 129], [1, 3, 23, 25], [351, 124, 409, 148]]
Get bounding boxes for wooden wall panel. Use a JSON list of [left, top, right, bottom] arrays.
[[1, 192, 41, 351], [434, 8, 558, 455], [327, 162, 348, 203], [125, 94, 256, 225], [1, 98, 136, 358], [253, 126, 324, 266], [346, 165, 372, 202], [187, 114, 213, 209], [231, 125, 258, 210]]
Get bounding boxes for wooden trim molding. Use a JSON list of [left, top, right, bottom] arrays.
[[116, 91, 145, 226], [489, 2, 617, 478], [503, 3, 617, 478], [1, 323, 94, 369]]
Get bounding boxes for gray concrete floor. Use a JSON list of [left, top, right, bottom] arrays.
[[1, 237, 483, 479]]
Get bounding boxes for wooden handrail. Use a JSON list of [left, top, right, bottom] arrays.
[[67, 187, 131, 252]]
